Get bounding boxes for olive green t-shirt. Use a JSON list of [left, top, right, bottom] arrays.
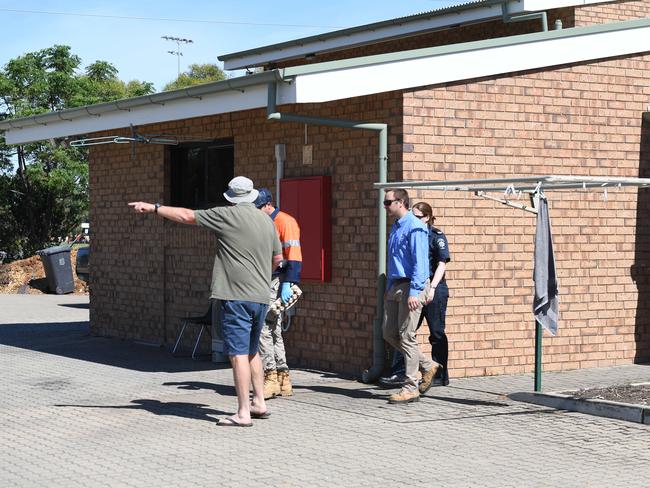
[[195, 203, 282, 304]]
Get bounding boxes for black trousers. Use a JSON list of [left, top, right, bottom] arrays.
[[420, 283, 449, 380], [391, 283, 449, 381]]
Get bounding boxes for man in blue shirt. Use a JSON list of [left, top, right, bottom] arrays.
[[382, 188, 438, 404]]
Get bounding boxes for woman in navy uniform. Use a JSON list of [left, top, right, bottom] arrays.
[[415, 202, 451, 386], [380, 202, 451, 387]]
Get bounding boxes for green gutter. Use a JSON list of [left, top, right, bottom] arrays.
[[266, 82, 388, 383]]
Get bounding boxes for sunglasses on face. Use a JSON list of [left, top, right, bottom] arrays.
[[383, 199, 401, 206], [413, 213, 427, 219]]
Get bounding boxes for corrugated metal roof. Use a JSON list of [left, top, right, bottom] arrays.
[[387, 0, 490, 21], [218, 0, 500, 62]]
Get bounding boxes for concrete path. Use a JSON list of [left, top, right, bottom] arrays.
[[1, 294, 649, 487]]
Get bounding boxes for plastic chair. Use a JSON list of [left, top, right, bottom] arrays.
[[172, 303, 213, 360]]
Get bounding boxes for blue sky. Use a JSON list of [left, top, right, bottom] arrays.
[[0, 0, 460, 91]]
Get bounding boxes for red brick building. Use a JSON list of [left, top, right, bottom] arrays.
[[3, 0, 650, 379]]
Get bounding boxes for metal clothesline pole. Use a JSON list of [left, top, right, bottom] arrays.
[[535, 320, 543, 391]]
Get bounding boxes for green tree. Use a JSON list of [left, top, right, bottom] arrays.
[[0, 45, 154, 258], [163, 63, 227, 91], [75, 60, 154, 105]]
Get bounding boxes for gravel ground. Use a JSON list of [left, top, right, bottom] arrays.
[[564, 383, 650, 405]]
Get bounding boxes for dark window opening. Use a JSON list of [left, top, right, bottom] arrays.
[[169, 139, 234, 209]]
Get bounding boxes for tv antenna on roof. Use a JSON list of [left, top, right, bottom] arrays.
[[161, 36, 193, 78]]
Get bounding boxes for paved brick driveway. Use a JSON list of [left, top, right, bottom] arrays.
[[1, 295, 649, 487]]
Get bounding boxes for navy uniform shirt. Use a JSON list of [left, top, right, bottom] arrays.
[[429, 226, 451, 281]]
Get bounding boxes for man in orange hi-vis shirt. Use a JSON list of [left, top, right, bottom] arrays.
[[254, 188, 302, 399]]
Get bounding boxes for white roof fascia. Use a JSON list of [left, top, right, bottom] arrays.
[[3, 82, 297, 145], [221, 0, 609, 70], [290, 20, 650, 104]]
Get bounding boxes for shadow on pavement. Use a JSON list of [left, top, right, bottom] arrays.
[[423, 394, 509, 407], [298, 368, 356, 380], [295, 384, 378, 399], [294, 384, 512, 405], [55, 399, 228, 422], [58, 303, 89, 309], [399, 408, 560, 424], [0, 321, 227, 373], [163, 381, 236, 397]]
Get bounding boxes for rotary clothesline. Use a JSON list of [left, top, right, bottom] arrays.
[[373, 175, 650, 391], [376, 175, 650, 214]]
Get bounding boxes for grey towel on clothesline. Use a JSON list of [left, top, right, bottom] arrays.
[[533, 196, 559, 336]]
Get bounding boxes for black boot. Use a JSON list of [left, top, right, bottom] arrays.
[[432, 367, 449, 387], [431, 334, 449, 386]]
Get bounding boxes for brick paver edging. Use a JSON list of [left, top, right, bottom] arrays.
[[510, 392, 650, 424]]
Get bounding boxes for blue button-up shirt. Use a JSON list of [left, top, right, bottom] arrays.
[[387, 211, 429, 296]]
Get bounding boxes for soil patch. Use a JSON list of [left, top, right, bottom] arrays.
[[564, 383, 650, 406], [0, 248, 88, 295]]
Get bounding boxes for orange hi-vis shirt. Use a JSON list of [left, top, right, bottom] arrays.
[[271, 208, 302, 283]]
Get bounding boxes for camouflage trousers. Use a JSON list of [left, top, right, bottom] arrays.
[[259, 277, 288, 372]]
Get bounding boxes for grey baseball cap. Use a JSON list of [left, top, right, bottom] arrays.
[[223, 176, 259, 204]]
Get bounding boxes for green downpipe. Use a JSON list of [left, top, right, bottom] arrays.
[[502, 2, 548, 32], [266, 82, 388, 382]]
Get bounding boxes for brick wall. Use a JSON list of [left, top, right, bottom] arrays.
[[89, 92, 404, 375], [90, 51, 650, 379], [87, 1, 650, 378], [404, 53, 650, 378], [575, 0, 650, 25]]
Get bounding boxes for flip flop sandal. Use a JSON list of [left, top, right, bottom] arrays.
[[217, 417, 253, 427], [250, 410, 271, 419]]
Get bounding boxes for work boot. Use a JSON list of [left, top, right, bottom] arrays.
[[264, 370, 281, 399], [388, 387, 420, 404], [418, 364, 439, 395], [277, 370, 293, 397]]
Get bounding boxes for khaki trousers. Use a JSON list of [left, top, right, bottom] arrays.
[[259, 277, 288, 371], [382, 280, 434, 389]]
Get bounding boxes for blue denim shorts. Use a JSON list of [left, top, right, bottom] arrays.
[[220, 300, 269, 356]]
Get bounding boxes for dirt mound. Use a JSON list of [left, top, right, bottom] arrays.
[[0, 248, 88, 295], [566, 383, 650, 406]]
